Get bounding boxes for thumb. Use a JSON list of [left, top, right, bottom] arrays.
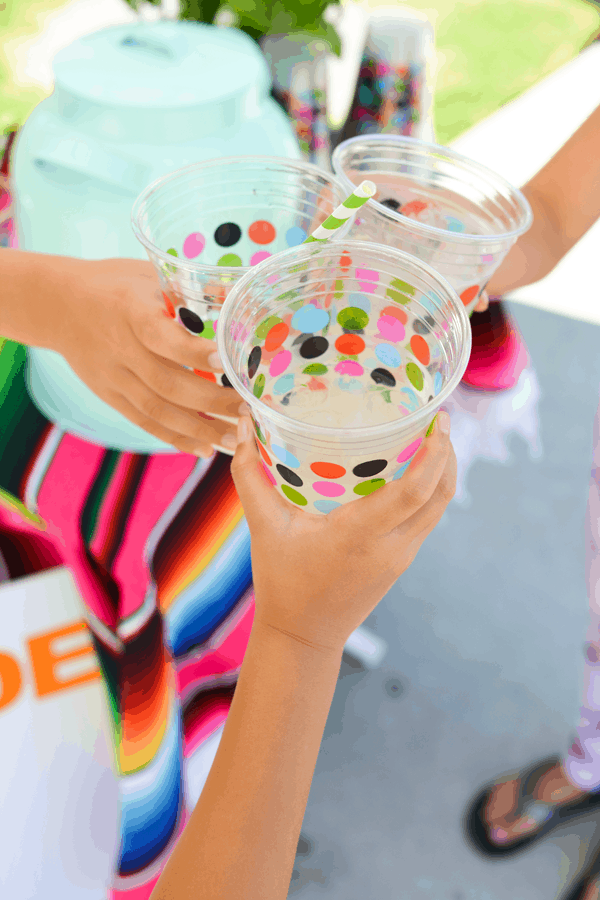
[[230, 417, 284, 526]]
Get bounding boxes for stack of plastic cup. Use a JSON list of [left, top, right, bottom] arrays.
[[217, 239, 471, 513], [131, 156, 352, 355], [331, 135, 533, 315]]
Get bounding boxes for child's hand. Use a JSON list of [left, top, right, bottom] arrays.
[[474, 291, 489, 312], [50, 257, 244, 456], [231, 412, 456, 653]]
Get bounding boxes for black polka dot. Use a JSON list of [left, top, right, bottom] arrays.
[[428, 395, 433, 402], [370, 368, 396, 387], [381, 198, 401, 211], [248, 346, 261, 379], [178, 307, 205, 334], [214, 222, 241, 247], [221, 374, 233, 388], [425, 315, 435, 327], [276, 464, 303, 487], [300, 336, 329, 359], [281, 393, 292, 406], [353, 459, 388, 478], [413, 320, 431, 335], [342, 327, 365, 335]]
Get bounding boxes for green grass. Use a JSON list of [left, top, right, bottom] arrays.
[[1, 0, 599, 139]]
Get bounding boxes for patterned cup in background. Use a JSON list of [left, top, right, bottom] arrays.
[[217, 240, 471, 513]]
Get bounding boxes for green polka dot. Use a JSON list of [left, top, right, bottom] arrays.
[[255, 315, 282, 340], [303, 363, 328, 375], [425, 415, 438, 437], [165, 247, 178, 273], [202, 320, 216, 341], [167, 248, 178, 257], [281, 484, 308, 506], [334, 279, 344, 300], [251, 415, 266, 445], [337, 307, 369, 330], [406, 362, 424, 391], [253, 373, 265, 398], [391, 278, 415, 296], [353, 478, 386, 496], [276, 290, 298, 303], [218, 253, 242, 267]]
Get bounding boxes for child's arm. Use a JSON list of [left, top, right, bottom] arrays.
[[151, 413, 455, 900], [487, 102, 600, 295], [0, 249, 240, 456]]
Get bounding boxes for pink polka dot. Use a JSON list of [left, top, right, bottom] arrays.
[[231, 322, 243, 340], [269, 349, 292, 377], [313, 481, 346, 497], [335, 360, 364, 376], [397, 438, 422, 463], [183, 232, 206, 259], [267, 274, 279, 285], [356, 268, 379, 294], [377, 315, 405, 342], [262, 463, 277, 485], [251, 250, 271, 266], [482, 254, 494, 263]]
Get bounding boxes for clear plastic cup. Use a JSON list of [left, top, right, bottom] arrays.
[[131, 156, 351, 453], [331, 135, 533, 315], [217, 239, 471, 513]]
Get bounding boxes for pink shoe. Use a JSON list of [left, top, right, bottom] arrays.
[[461, 299, 529, 391]]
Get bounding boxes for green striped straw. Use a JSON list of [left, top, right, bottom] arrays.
[[304, 180, 377, 243]]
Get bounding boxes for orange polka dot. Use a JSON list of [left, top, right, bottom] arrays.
[[258, 441, 272, 466], [460, 285, 479, 305], [264, 322, 289, 352], [382, 305, 408, 324], [410, 444, 428, 469], [310, 461, 347, 479], [335, 334, 366, 355], [162, 291, 176, 318], [410, 334, 430, 366], [193, 369, 217, 383], [339, 252, 352, 270], [248, 220, 276, 245], [402, 200, 428, 217]]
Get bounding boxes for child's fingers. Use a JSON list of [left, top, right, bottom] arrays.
[[390, 442, 457, 542], [338, 412, 452, 536], [473, 290, 489, 313], [230, 418, 292, 530]]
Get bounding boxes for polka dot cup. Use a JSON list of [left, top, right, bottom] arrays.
[[131, 156, 352, 352], [332, 135, 533, 316], [217, 240, 471, 513]]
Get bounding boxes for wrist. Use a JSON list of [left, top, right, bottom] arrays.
[[249, 614, 345, 664]]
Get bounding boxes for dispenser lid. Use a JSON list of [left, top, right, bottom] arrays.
[[52, 20, 269, 109]]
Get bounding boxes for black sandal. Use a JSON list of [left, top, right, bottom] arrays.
[[559, 842, 600, 900], [464, 756, 600, 859]]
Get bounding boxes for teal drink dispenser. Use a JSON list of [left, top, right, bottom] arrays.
[[11, 20, 301, 453]]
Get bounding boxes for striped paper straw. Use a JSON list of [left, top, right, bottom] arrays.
[[304, 180, 376, 243]]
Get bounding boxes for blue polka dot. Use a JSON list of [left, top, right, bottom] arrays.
[[336, 377, 363, 393], [348, 292, 371, 313], [434, 371, 443, 395], [392, 461, 410, 481], [362, 357, 379, 370], [375, 343, 401, 368], [445, 216, 465, 233], [399, 387, 420, 411], [314, 499, 342, 514], [271, 444, 300, 468], [422, 291, 441, 315], [291, 305, 329, 333], [273, 373, 295, 395], [286, 226, 307, 247]]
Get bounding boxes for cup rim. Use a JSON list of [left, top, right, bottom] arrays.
[[130, 155, 350, 279], [216, 239, 472, 441], [331, 134, 533, 244]]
